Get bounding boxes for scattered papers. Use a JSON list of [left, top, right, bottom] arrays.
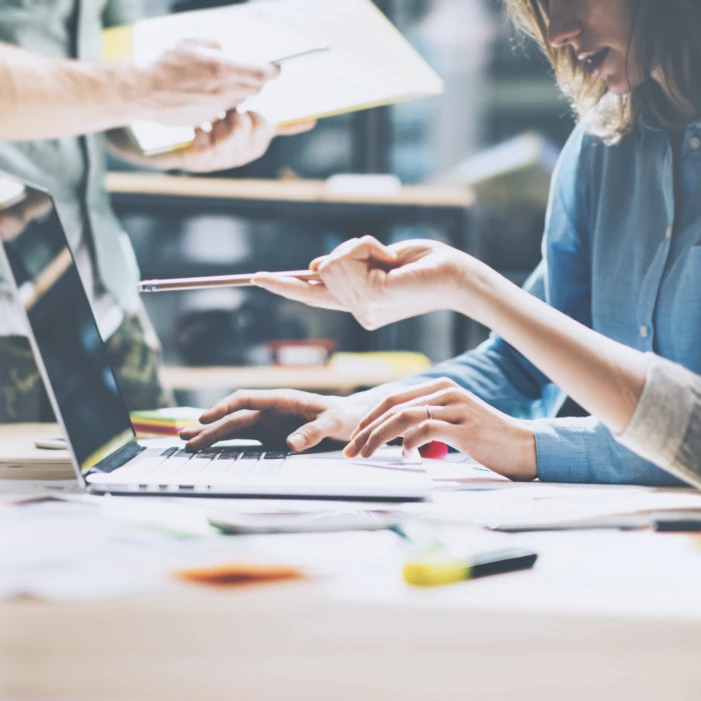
[[0, 479, 81, 502], [0, 498, 173, 600], [420, 484, 701, 531], [0, 495, 405, 601], [0, 497, 280, 600], [349, 446, 509, 484]]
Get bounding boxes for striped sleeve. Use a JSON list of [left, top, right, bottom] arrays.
[[617, 354, 701, 488]]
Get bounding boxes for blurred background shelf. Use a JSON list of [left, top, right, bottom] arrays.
[[109, 172, 480, 370], [106, 173, 475, 208], [161, 363, 419, 395]]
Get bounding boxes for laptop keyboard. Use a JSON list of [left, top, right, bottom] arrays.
[[123, 446, 291, 485]]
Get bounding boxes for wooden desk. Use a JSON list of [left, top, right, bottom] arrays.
[[2, 424, 701, 701], [3, 585, 701, 701]]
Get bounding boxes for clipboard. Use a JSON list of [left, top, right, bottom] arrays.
[[102, 0, 444, 155]]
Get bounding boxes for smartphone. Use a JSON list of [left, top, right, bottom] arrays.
[[208, 509, 398, 535]]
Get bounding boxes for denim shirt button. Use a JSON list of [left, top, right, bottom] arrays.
[[690, 136, 701, 151], [640, 324, 649, 339]]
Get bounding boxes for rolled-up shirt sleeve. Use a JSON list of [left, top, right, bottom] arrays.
[[103, 0, 142, 27], [617, 354, 701, 488]]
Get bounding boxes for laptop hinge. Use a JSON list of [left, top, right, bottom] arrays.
[[88, 440, 146, 475]]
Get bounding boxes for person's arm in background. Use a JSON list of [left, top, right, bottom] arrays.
[[0, 40, 277, 141], [99, 0, 316, 173]]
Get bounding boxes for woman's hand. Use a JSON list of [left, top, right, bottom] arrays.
[[179, 389, 370, 453], [253, 236, 473, 330], [344, 378, 538, 481]]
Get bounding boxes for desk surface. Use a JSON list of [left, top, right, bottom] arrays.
[[2, 423, 701, 701], [106, 172, 476, 209]]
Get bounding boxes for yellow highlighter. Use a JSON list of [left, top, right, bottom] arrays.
[[403, 547, 538, 587]]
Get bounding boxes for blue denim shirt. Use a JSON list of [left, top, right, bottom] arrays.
[[410, 115, 701, 486]]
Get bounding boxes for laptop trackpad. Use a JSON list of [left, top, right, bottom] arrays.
[[280, 447, 427, 487]]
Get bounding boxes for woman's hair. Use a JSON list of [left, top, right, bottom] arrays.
[[504, 0, 701, 143]]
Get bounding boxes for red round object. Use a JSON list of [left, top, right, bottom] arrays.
[[418, 441, 449, 460]]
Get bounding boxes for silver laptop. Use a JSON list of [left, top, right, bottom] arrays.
[[0, 174, 431, 501]]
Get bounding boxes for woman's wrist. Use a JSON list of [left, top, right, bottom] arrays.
[[511, 420, 538, 481], [450, 253, 508, 327]]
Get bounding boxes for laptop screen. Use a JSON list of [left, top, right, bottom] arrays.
[[0, 175, 136, 474]]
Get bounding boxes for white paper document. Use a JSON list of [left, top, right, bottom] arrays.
[[422, 484, 701, 530]]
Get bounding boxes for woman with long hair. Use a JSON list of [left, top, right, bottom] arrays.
[[183, 0, 701, 487]]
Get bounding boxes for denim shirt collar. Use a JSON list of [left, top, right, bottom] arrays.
[[638, 108, 664, 133], [638, 107, 701, 135]]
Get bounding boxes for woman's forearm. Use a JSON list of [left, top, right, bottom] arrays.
[[455, 257, 648, 434]]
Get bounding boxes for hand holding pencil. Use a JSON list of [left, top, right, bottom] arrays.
[[251, 236, 465, 329]]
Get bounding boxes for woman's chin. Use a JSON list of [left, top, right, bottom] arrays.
[[603, 68, 646, 96], [605, 78, 632, 96]]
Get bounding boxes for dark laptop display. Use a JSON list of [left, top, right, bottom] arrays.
[[0, 176, 136, 473]]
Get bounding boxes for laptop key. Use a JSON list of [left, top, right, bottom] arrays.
[[201, 459, 234, 480], [153, 456, 193, 475], [217, 450, 242, 460], [181, 458, 210, 476], [223, 458, 257, 482], [251, 459, 286, 482], [110, 460, 163, 478]]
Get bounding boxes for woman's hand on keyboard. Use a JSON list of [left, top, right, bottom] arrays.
[[345, 377, 538, 482], [179, 389, 372, 453]]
